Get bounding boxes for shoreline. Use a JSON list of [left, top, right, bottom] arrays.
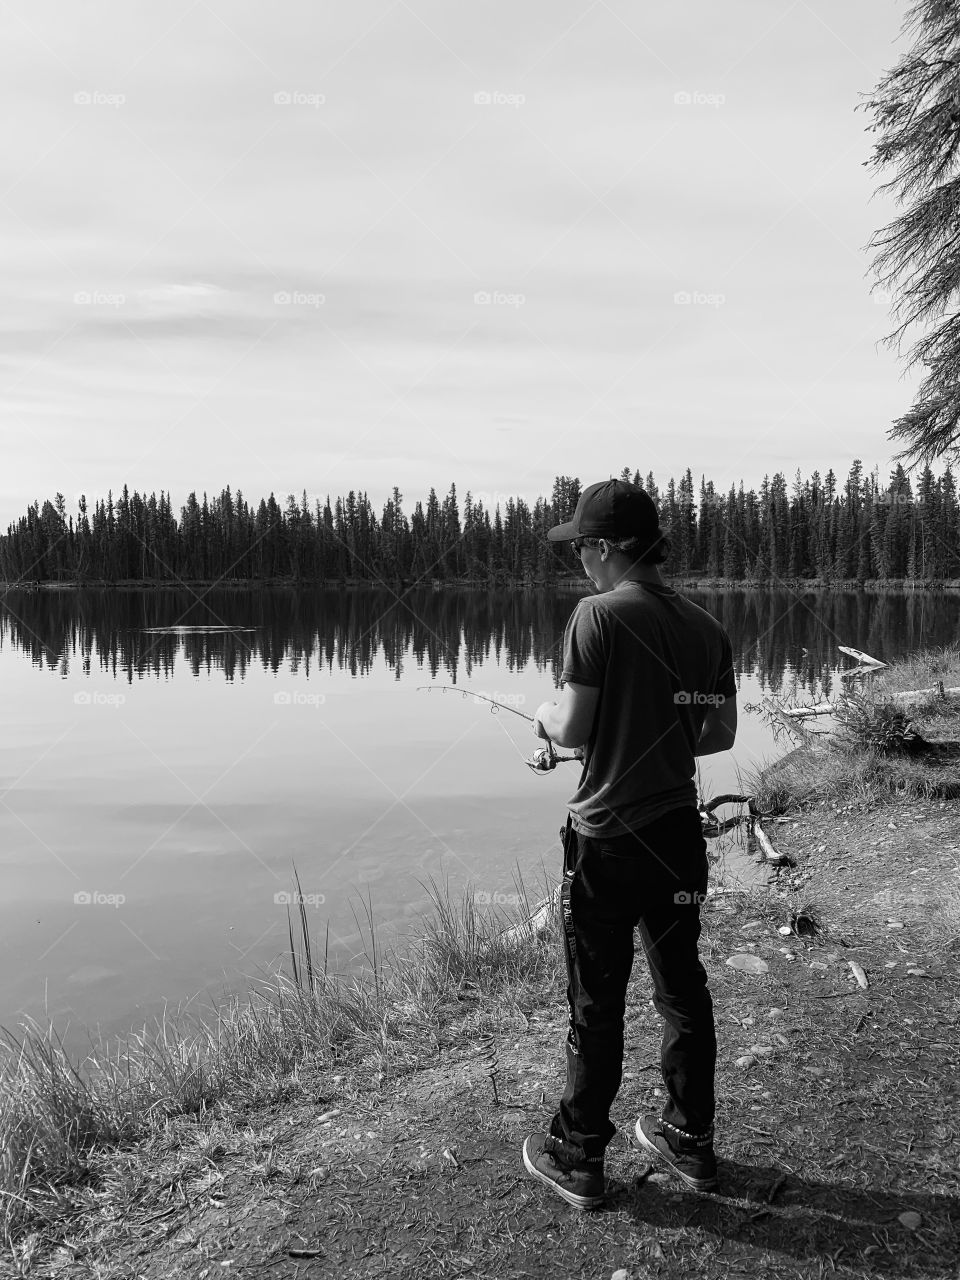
[[5, 651, 960, 1277]]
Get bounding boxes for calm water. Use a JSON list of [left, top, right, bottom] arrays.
[[2, 585, 958, 1052]]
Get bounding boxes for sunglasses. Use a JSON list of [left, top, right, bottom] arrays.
[[571, 537, 600, 557]]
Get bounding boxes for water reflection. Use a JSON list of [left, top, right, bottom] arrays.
[[3, 585, 958, 692]]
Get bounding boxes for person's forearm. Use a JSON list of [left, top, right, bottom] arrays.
[[695, 726, 735, 756]]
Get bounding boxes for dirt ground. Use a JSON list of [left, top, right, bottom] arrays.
[[15, 796, 960, 1280]]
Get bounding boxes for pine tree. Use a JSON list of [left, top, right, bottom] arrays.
[[861, 1, 960, 463]]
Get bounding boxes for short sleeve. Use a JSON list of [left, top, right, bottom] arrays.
[[561, 600, 607, 688], [713, 629, 737, 700]]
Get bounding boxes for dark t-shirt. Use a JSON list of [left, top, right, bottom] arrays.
[[560, 580, 737, 837]]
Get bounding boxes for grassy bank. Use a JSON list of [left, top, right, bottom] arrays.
[[5, 651, 960, 1277]]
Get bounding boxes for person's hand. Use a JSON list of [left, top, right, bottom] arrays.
[[533, 700, 555, 740]]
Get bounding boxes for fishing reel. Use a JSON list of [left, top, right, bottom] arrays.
[[526, 743, 559, 774], [524, 741, 580, 775]]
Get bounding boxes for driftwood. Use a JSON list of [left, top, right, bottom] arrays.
[[889, 683, 960, 700], [838, 645, 886, 668], [754, 821, 790, 865], [780, 702, 834, 719]]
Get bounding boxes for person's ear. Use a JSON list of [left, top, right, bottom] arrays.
[[598, 539, 610, 561]]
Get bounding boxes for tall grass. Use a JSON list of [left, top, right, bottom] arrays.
[[0, 867, 561, 1245]]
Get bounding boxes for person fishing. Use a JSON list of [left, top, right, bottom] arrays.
[[521, 477, 738, 1209]]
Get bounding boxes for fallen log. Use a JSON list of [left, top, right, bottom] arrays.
[[838, 645, 886, 668], [754, 820, 791, 865], [888, 683, 960, 700], [780, 703, 834, 718]]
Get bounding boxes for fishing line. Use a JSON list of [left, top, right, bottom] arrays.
[[491, 705, 537, 767], [416, 684, 578, 774]]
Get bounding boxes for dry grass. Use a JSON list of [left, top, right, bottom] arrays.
[[0, 865, 559, 1249]]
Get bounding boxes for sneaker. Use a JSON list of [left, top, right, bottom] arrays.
[[522, 1132, 605, 1210], [634, 1115, 718, 1192]]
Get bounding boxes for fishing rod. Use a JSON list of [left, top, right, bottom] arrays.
[[416, 684, 580, 774]]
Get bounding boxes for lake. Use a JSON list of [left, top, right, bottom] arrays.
[[1, 584, 957, 1055]]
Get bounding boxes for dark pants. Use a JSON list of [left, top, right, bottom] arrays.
[[550, 804, 716, 1163]]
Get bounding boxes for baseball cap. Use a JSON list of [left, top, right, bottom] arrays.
[[547, 479, 661, 543]]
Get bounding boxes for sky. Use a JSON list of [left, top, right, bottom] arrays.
[[0, 0, 922, 528]]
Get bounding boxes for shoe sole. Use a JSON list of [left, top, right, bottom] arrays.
[[634, 1119, 718, 1192], [522, 1138, 604, 1210]]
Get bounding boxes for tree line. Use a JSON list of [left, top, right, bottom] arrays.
[[1, 461, 958, 586]]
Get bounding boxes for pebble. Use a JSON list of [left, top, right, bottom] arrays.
[[748, 1044, 776, 1057], [907, 968, 929, 977], [777, 925, 793, 936], [612, 1271, 630, 1280], [736, 1055, 757, 1069], [898, 1211, 922, 1230], [766, 1008, 784, 1019], [886, 921, 905, 929]]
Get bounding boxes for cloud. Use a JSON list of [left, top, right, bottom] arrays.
[[137, 282, 230, 309]]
